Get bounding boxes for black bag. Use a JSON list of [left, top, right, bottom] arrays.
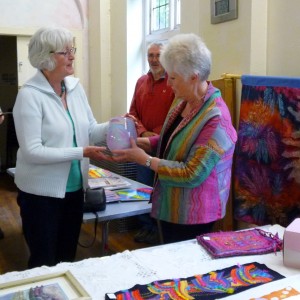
[[83, 187, 106, 213]]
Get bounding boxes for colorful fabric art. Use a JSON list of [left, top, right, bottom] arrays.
[[105, 262, 284, 300], [234, 75, 300, 226], [196, 228, 282, 258]]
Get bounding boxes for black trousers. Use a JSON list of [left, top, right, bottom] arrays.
[[160, 220, 215, 244], [17, 189, 84, 269]]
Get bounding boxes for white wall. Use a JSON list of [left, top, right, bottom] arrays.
[[267, 0, 300, 76], [0, 0, 88, 90], [180, 0, 268, 80], [110, 0, 144, 117], [89, 0, 144, 122], [88, 0, 112, 123], [0, 0, 85, 29], [180, 0, 300, 79]]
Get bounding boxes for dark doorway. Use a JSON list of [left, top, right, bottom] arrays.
[[0, 36, 18, 172]]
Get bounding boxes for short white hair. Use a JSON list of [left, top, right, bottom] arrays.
[[28, 26, 73, 71], [147, 41, 163, 52], [160, 33, 211, 81]]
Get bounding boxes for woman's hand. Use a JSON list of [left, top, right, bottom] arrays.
[[136, 137, 152, 152], [83, 146, 113, 162], [141, 131, 158, 137], [124, 113, 138, 123], [110, 138, 147, 165]]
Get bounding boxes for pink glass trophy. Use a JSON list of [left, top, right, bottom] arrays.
[[106, 117, 137, 151]]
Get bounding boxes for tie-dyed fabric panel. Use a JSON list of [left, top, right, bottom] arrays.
[[234, 75, 300, 226], [105, 262, 284, 300]]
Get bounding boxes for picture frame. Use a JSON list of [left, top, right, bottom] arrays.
[[0, 271, 91, 299], [210, 0, 238, 24]]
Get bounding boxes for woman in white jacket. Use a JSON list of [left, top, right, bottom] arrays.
[[13, 26, 108, 268]]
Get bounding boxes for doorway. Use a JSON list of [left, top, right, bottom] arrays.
[[0, 35, 18, 172]]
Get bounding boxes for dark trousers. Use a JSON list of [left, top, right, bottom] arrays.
[[136, 165, 157, 231], [17, 189, 84, 269], [160, 220, 215, 244]]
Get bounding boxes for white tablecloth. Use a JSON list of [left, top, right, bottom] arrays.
[[0, 225, 299, 299]]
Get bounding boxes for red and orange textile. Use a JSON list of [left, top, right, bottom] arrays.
[[234, 75, 300, 226]]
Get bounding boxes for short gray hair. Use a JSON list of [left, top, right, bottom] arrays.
[[159, 33, 211, 81], [28, 26, 73, 71], [147, 41, 163, 52]]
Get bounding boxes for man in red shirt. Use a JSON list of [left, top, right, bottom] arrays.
[[129, 43, 174, 137], [129, 42, 174, 244]]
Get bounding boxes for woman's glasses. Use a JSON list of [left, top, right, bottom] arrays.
[[50, 47, 76, 56]]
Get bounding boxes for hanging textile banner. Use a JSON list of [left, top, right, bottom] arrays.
[[234, 75, 300, 226]]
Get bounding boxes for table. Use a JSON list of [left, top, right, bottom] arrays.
[[0, 224, 299, 299], [6, 167, 152, 256], [83, 194, 151, 256]]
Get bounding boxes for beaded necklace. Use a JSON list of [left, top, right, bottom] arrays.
[[60, 80, 66, 97]]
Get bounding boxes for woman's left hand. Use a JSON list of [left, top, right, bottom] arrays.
[[83, 146, 114, 162], [110, 138, 146, 164]]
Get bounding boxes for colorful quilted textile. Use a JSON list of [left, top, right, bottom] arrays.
[[234, 75, 300, 226], [196, 228, 282, 258], [105, 262, 284, 300]]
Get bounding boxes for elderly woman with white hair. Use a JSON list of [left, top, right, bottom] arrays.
[[13, 26, 108, 268], [109, 33, 237, 244]]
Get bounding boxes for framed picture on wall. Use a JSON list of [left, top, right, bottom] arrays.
[[210, 0, 238, 24]]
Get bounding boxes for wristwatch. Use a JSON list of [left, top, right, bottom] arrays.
[[145, 156, 152, 168]]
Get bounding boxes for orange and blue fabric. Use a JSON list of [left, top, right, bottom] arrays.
[[234, 75, 300, 227]]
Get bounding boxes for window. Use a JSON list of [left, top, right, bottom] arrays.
[[143, 0, 180, 70], [145, 0, 180, 41], [151, 0, 169, 32]]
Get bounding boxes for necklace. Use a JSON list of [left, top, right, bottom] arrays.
[[60, 81, 66, 97]]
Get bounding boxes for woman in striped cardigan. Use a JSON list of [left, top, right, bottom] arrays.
[[111, 33, 237, 244]]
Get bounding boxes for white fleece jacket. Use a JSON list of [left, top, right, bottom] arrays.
[[13, 70, 108, 198]]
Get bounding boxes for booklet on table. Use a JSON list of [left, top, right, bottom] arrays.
[[88, 165, 131, 190], [105, 188, 153, 202]]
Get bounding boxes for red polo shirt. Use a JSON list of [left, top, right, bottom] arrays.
[[129, 72, 175, 136]]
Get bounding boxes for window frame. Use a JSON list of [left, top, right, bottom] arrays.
[[143, 0, 180, 71]]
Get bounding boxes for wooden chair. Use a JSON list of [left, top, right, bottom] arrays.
[[211, 76, 239, 231]]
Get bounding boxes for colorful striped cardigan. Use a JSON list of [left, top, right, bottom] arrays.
[[149, 82, 237, 224]]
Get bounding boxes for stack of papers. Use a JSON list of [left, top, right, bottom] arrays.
[[88, 167, 114, 178], [88, 165, 131, 190], [88, 165, 153, 201], [88, 177, 131, 190]]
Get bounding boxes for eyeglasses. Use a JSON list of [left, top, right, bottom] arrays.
[[50, 47, 76, 56]]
